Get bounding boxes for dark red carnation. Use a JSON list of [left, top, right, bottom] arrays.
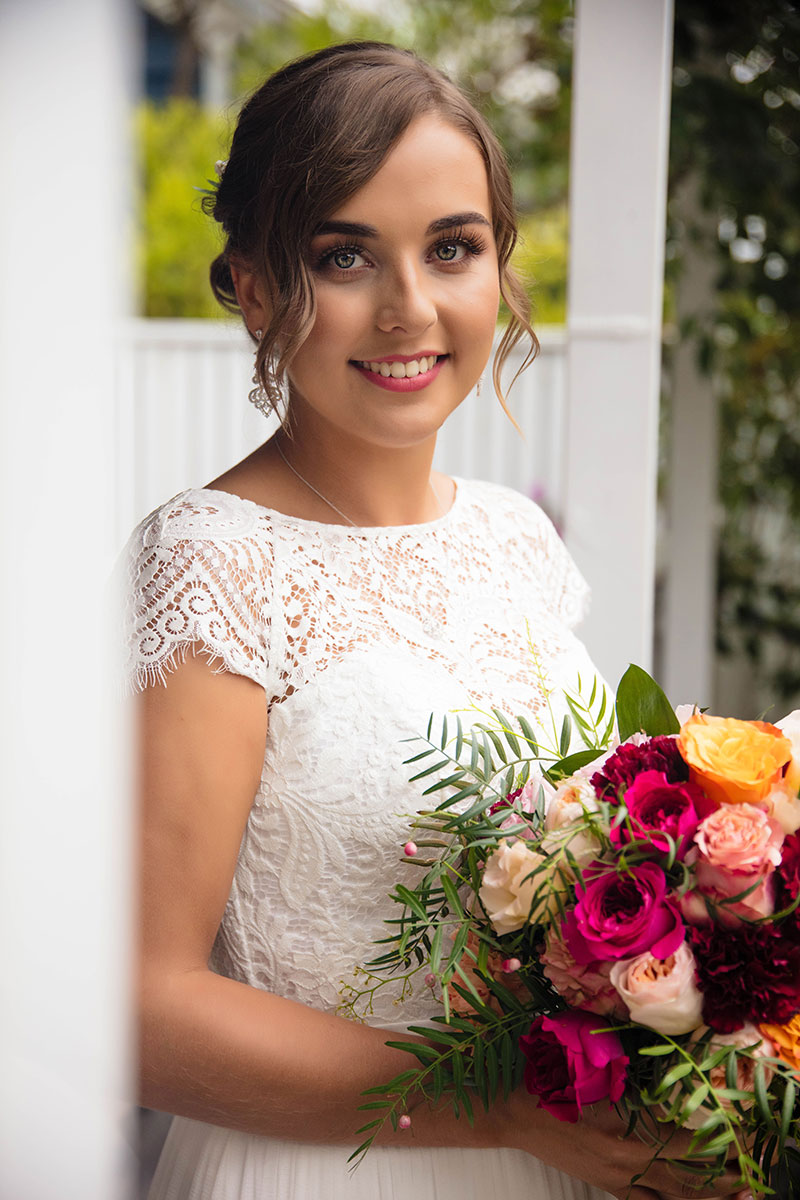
[[591, 736, 688, 802], [689, 919, 800, 1032], [778, 833, 800, 904]]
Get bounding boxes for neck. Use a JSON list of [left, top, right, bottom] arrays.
[[273, 414, 444, 528]]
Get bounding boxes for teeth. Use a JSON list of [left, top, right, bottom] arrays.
[[359, 356, 439, 378]]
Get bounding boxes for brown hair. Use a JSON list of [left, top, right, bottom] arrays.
[[205, 41, 537, 416]]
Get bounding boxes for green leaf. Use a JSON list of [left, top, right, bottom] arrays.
[[659, 1061, 694, 1090], [753, 1060, 773, 1126], [455, 716, 464, 760], [440, 715, 449, 751], [392, 885, 430, 923], [430, 924, 443, 974], [679, 1083, 710, 1120], [516, 715, 539, 753], [616, 664, 680, 740], [441, 874, 465, 918], [638, 1043, 676, 1058], [548, 747, 603, 780], [486, 1042, 499, 1100], [559, 714, 572, 756], [781, 1077, 796, 1149]]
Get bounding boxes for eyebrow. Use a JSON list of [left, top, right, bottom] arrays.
[[313, 211, 492, 239]]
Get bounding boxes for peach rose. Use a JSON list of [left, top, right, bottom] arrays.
[[541, 929, 627, 1018], [479, 840, 563, 935], [760, 1013, 800, 1075], [692, 802, 783, 923], [695, 802, 784, 873], [609, 943, 703, 1035], [678, 712, 792, 808], [680, 1025, 775, 1130]]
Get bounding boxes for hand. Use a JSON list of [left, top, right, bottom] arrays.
[[496, 1090, 748, 1200]]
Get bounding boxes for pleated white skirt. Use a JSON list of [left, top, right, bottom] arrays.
[[148, 1114, 614, 1200]]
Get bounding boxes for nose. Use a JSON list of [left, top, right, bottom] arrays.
[[374, 258, 437, 336]]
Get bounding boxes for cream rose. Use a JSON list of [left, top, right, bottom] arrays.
[[609, 942, 703, 1035], [479, 840, 561, 935]]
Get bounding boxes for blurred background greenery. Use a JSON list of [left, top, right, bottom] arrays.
[[137, 0, 800, 711]]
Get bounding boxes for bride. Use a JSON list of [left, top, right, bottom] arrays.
[[125, 41, 748, 1200]]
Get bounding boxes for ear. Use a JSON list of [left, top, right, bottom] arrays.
[[230, 263, 270, 337]]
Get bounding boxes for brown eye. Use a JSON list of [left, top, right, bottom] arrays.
[[333, 249, 357, 269], [436, 243, 459, 262]]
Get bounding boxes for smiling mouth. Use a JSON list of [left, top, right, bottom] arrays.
[[352, 354, 445, 380]]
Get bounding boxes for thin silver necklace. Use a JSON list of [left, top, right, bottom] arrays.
[[274, 439, 445, 527]]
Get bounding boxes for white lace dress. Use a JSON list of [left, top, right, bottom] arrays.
[[124, 477, 613, 1200]]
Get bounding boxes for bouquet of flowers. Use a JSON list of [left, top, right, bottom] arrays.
[[345, 667, 800, 1195]]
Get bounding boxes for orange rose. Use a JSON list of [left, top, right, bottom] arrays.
[[678, 712, 792, 808], [760, 1013, 800, 1075]]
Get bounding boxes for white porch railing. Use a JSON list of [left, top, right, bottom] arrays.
[[114, 319, 568, 551]]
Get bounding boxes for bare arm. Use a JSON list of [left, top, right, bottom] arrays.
[[135, 651, 747, 1199]]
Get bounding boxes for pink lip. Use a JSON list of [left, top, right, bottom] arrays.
[[351, 357, 445, 392]]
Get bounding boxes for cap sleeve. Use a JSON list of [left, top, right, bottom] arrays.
[[120, 494, 274, 695]]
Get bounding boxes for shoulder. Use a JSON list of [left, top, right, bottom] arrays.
[[120, 489, 277, 695], [454, 477, 590, 630], [128, 488, 275, 554], [455, 477, 558, 539]]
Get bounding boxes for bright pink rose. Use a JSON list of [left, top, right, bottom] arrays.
[[562, 861, 684, 964], [541, 930, 628, 1018], [609, 770, 706, 859], [519, 1011, 628, 1122], [693, 803, 784, 923]]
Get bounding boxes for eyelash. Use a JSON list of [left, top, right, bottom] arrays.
[[313, 229, 488, 274]]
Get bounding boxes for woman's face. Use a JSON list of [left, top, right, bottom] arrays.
[[286, 113, 501, 451]]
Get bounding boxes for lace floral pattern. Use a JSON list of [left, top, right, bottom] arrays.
[[123, 478, 595, 1023]]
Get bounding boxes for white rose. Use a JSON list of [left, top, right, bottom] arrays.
[[777, 709, 800, 794], [544, 776, 599, 832], [609, 942, 704, 1036], [763, 782, 800, 835], [479, 840, 560, 935]]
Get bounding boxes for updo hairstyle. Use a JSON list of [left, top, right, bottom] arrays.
[[205, 41, 538, 416]]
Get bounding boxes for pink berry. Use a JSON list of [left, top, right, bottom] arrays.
[[502, 957, 521, 974], [403, 841, 418, 857], [424, 972, 436, 988], [398, 1114, 411, 1129]]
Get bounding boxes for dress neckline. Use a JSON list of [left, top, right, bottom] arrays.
[[189, 476, 465, 536]]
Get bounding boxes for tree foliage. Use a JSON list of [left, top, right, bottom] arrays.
[[668, 0, 800, 705], [136, 99, 229, 317]]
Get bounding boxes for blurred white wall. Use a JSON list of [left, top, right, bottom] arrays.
[[0, 1, 134, 1197]]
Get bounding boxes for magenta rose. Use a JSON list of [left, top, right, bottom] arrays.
[[562, 861, 684, 965], [519, 1011, 628, 1122], [609, 770, 706, 859]]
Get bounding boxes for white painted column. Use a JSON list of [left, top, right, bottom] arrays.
[[0, 2, 134, 1197], [564, 0, 674, 685]]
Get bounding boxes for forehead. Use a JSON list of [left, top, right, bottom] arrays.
[[327, 115, 492, 229]]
